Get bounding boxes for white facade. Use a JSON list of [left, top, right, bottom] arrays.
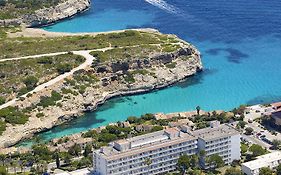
[[193, 124, 241, 168], [242, 152, 281, 175], [93, 122, 241, 175]]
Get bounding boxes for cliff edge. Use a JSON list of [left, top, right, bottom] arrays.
[[0, 0, 91, 27]]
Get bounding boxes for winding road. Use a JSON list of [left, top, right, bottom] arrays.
[[0, 42, 182, 110], [0, 50, 95, 110]]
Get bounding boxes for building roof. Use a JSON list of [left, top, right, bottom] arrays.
[[164, 127, 180, 135], [272, 110, 281, 119], [192, 124, 239, 141], [272, 102, 281, 108], [94, 122, 241, 161], [96, 128, 197, 160], [242, 152, 281, 170]]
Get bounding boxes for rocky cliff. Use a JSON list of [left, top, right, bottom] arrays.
[[0, 0, 90, 27], [0, 33, 202, 149]]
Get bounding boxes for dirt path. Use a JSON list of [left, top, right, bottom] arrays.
[[0, 50, 95, 110]]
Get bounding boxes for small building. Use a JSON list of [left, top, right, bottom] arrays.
[[272, 110, 281, 126], [272, 102, 281, 111], [242, 152, 281, 175], [135, 124, 153, 132], [120, 121, 131, 128]]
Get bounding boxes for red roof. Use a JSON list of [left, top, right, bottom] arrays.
[[272, 102, 281, 108]]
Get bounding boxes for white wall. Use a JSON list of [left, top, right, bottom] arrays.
[[93, 153, 107, 175], [241, 164, 255, 175], [230, 134, 241, 162]]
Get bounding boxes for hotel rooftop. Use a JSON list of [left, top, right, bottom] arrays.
[[98, 127, 197, 160], [96, 121, 239, 160], [191, 122, 240, 141]]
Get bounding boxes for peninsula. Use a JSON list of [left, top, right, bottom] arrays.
[[0, 27, 202, 148], [0, 0, 90, 27]]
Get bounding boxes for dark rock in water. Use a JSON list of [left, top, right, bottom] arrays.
[[134, 102, 137, 104], [143, 96, 146, 99]]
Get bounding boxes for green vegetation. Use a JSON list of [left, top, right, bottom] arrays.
[[124, 72, 135, 83], [165, 62, 177, 69], [249, 144, 266, 157], [0, 53, 84, 100], [245, 127, 254, 135], [80, 113, 184, 149], [91, 44, 161, 63], [23, 75, 38, 90], [0, 0, 63, 20], [277, 164, 281, 175], [0, 97, 5, 105], [190, 111, 234, 129], [0, 106, 28, 125], [207, 154, 224, 169], [0, 121, 6, 135], [0, 30, 180, 59], [36, 112, 44, 118], [177, 154, 199, 173], [162, 43, 181, 52], [240, 142, 249, 155], [37, 90, 62, 108], [259, 167, 274, 175], [224, 167, 242, 175]]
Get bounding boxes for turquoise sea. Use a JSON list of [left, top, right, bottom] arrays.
[[20, 0, 281, 145]]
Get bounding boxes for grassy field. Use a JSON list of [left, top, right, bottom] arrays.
[[0, 0, 64, 20], [91, 45, 162, 62], [0, 29, 181, 59], [0, 53, 84, 102]]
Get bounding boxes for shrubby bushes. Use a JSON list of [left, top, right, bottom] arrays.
[[37, 91, 62, 107], [23, 76, 38, 90], [0, 106, 28, 125], [0, 97, 5, 105]]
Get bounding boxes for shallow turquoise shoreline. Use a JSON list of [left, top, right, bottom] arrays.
[[19, 0, 281, 146]]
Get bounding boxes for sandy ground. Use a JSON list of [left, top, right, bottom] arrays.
[[8, 27, 158, 38]]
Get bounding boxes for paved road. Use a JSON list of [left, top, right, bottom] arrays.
[[242, 134, 272, 150]]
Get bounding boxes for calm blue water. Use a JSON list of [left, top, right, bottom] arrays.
[[21, 0, 281, 145]]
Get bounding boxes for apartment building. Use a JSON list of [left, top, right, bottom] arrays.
[[93, 121, 240, 175], [242, 152, 281, 175], [193, 121, 241, 169]]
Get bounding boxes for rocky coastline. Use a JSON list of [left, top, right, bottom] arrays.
[[0, 31, 203, 149], [0, 0, 91, 27]]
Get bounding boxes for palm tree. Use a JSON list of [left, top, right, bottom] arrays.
[[145, 158, 152, 174], [272, 140, 281, 150], [196, 106, 201, 115]]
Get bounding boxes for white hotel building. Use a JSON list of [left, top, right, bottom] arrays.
[[242, 152, 281, 175], [93, 121, 240, 175]]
